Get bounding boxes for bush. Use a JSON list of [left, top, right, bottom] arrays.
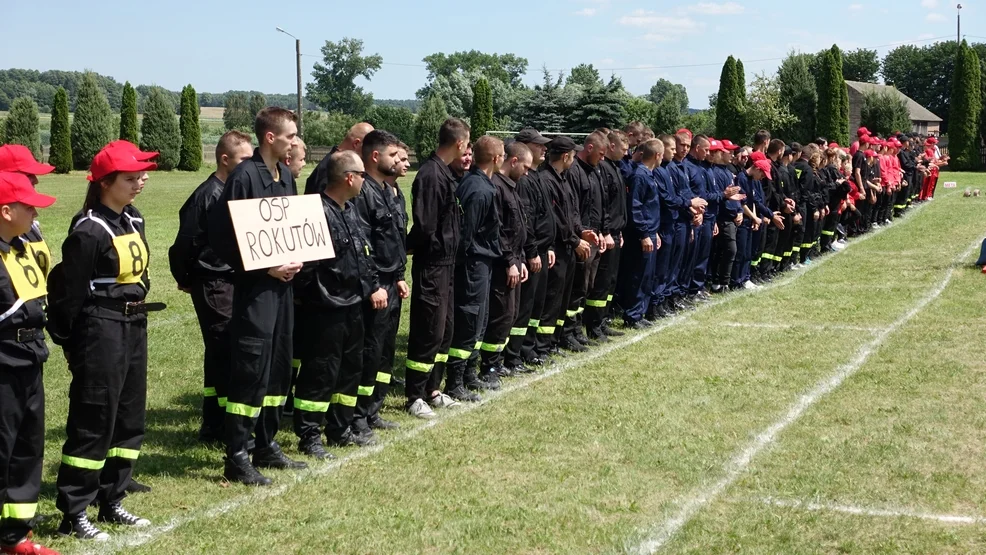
[[179, 84, 202, 171], [860, 90, 911, 137], [49, 87, 72, 173], [414, 94, 449, 159], [4, 97, 41, 159], [120, 81, 138, 143], [71, 72, 113, 170], [140, 87, 180, 170], [248, 93, 267, 119], [470, 77, 493, 141], [366, 105, 415, 145], [303, 111, 358, 147], [223, 92, 252, 132]]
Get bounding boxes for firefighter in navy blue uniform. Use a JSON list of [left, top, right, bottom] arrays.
[[445, 136, 503, 398], [585, 132, 628, 340], [168, 131, 254, 444], [0, 146, 55, 281], [206, 108, 308, 486], [46, 142, 161, 540], [351, 131, 408, 435], [538, 137, 592, 358], [404, 118, 469, 419], [732, 162, 778, 287], [503, 129, 554, 371], [620, 140, 662, 328], [480, 142, 530, 376], [667, 134, 699, 310], [293, 151, 384, 456], [0, 172, 58, 555], [708, 142, 743, 293]]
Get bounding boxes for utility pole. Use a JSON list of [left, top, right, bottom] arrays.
[[276, 27, 304, 138], [957, 4, 962, 45]]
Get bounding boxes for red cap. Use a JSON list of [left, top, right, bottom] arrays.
[[105, 140, 159, 162], [926, 136, 939, 145], [0, 145, 55, 176], [676, 128, 693, 139], [857, 126, 870, 137], [828, 142, 840, 149], [708, 139, 725, 152], [859, 135, 871, 145], [720, 139, 740, 151], [749, 151, 767, 162], [88, 142, 158, 182], [864, 149, 877, 157], [0, 172, 56, 208], [753, 159, 772, 180]]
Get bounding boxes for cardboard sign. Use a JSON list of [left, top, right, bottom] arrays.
[[228, 194, 335, 271], [943, 181, 957, 188]]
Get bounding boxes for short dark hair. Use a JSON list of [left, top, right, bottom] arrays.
[[692, 135, 710, 148], [254, 107, 298, 141], [790, 142, 803, 157], [505, 141, 531, 161], [767, 139, 786, 157], [639, 138, 664, 161], [325, 151, 363, 189], [216, 130, 252, 161], [753, 130, 771, 146], [438, 117, 470, 147], [473, 135, 504, 165], [361, 129, 401, 162]]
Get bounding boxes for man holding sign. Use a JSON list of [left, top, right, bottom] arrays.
[[208, 107, 309, 486]]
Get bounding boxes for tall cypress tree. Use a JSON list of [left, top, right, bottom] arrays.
[[948, 40, 983, 170], [71, 72, 113, 170], [470, 77, 493, 141], [49, 87, 73, 173], [829, 45, 851, 145], [140, 87, 180, 170], [815, 50, 842, 143], [715, 56, 745, 142], [120, 81, 139, 143], [178, 84, 202, 171]]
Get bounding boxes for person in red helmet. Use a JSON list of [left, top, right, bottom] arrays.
[[0, 172, 59, 555]]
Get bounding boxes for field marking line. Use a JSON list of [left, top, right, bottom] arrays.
[[760, 496, 986, 526], [628, 236, 980, 554], [83, 203, 930, 554], [715, 322, 884, 333]]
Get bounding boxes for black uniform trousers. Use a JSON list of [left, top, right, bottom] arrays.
[[189, 277, 233, 437], [820, 211, 839, 250], [505, 248, 549, 367], [223, 276, 293, 456], [56, 315, 147, 516], [688, 219, 715, 294], [446, 257, 492, 390], [405, 262, 454, 402], [585, 241, 619, 333], [355, 277, 401, 424], [538, 246, 576, 355], [775, 214, 795, 268], [0, 364, 44, 545], [788, 219, 805, 268], [710, 220, 738, 287], [800, 214, 817, 263], [732, 223, 753, 287], [480, 264, 520, 369], [293, 304, 363, 443], [565, 246, 599, 337]]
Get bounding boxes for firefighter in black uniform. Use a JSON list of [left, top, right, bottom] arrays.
[[503, 129, 554, 372], [538, 137, 592, 358], [46, 142, 161, 540], [207, 108, 308, 486], [479, 141, 530, 378], [351, 131, 407, 436], [0, 172, 58, 555], [292, 151, 384, 458], [303, 122, 373, 195], [0, 146, 55, 280], [169, 131, 254, 444], [585, 131, 628, 340], [405, 118, 469, 419]]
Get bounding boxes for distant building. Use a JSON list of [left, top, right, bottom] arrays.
[[846, 80, 943, 136]]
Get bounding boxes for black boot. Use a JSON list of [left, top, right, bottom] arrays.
[[224, 449, 272, 486], [253, 441, 308, 470], [463, 362, 491, 391]]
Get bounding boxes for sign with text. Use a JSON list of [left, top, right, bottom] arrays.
[[228, 194, 335, 271], [943, 181, 957, 188]]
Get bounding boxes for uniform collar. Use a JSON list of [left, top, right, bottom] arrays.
[[251, 148, 287, 190], [93, 201, 124, 223]]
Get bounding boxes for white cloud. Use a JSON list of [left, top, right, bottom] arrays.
[[848, 3, 863, 10], [684, 2, 745, 14], [921, 0, 939, 8], [619, 10, 703, 35], [574, 7, 597, 16], [925, 12, 946, 21]]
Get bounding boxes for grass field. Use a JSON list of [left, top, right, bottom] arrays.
[[21, 169, 986, 553]]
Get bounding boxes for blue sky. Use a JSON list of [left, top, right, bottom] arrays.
[[2, 0, 978, 109]]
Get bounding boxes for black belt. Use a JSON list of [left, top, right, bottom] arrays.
[[0, 328, 45, 342], [92, 298, 168, 316]]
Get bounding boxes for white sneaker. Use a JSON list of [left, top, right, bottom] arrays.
[[428, 393, 461, 409], [407, 398, 436, 419], [742, 280, 759, 290], [871, 222, 880, 229], [884, 219, 892, 225], [831, 242, 846, 251]]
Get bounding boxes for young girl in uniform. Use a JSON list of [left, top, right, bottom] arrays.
[[46, 141, 162, 541]]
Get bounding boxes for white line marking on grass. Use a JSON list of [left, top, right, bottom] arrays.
[[716, 322, 883, 333], [761, 497, 986, 525], [629, 237, 979, 554], [86, 204, 932, 555]]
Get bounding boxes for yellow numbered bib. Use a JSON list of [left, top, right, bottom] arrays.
[[112, 232, 149, 284], [2, 245, 47, 301], [26, 238, 51, 278]]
